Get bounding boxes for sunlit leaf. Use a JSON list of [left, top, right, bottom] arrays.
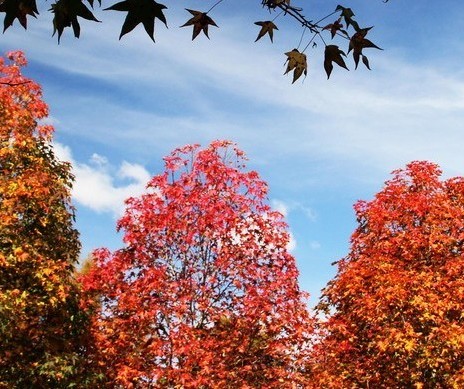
[[254, 20, 278, 42], [284, 48, 307, 83]]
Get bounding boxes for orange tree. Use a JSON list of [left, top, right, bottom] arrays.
[[313, 161, 464, 388], [0, 52, 94, 387], [80, 140, 313, 387]]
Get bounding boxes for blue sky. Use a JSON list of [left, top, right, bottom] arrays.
[[1, 0, 464, 303]]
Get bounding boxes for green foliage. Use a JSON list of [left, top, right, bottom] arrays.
[[0, 52, 98, 388]]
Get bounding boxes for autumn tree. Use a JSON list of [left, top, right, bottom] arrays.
[[0, 0, 384, 81], [312, 161, 464, 388], [80, 140, 313, 387], [0, 52, 94, 387]]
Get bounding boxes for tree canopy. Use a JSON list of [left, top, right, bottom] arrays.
[[0, 0, 385, 81], [80, 140, 314, 387], [0, 52, 95, 387], [313, 161, 464, 388]]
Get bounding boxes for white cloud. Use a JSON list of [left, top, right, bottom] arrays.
[[269, 200, 298, 252], [271, 199, 289, 217], [90, 153, 108, 166], [54, 142, 151, 217], [14, 9, 464, 183], [271, 199, 316, 222], [287, 232, 297, 252]]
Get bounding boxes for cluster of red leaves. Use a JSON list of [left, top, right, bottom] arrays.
[[0, 52, 94, 387], [80, 140, 314, 387], [313, 161, 464, 388]]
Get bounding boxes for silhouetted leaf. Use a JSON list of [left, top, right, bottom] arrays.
[[348, 29, 382, 69], [181, 9, 217, 40], [335, 5, 359, 31], [324, 44, 348, 79], [254, 20, 278, 42], [262, 0, 290, 11], [284, 48, 307, 83], [50, 0, 99, 42], [362, 54, 370, 70], [323, 18, 343, 39], [105, 0, 167, 42], [0, 0, 38, 31]]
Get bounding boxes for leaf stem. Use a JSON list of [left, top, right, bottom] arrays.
[[207, 0, 224, 14], [272, 9, 284, 23], [296, 26, 307, 50], [302, 33, 318, 53], [314, 10, 339, 26]]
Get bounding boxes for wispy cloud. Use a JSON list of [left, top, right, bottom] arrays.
[[9, 9, 464, 183], [54, 143, 151, 217], [271, 199, 316, 221]]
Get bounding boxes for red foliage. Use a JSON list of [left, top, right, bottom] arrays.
[[313, 161, 464, 388], [81, 140, 313, 387]]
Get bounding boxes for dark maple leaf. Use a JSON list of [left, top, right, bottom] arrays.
[[105, 0, 167, 42], [362, 55, 370, 70], [335, 5, 359, 32], [284, 48, 307, 83], [323, 18, 343, 39], [348, 29, 382, 69], [50, 0, 99, 43], [254, 20, 278, 42], [324, 45, 348, 79], [181, 9, 217, 40], [262, 0, 290, 10], [0, 0, 38, 31]]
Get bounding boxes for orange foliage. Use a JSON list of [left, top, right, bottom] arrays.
[[313, 161, 464, 388], [0, 52, 91, 386]]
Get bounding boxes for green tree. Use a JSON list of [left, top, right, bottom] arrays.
[[313, 161, 464, 388], [0, 52, 93, 387]]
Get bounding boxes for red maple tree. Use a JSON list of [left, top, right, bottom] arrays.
[[81, 141, 313, 387], [313, 161, 464, 388]]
